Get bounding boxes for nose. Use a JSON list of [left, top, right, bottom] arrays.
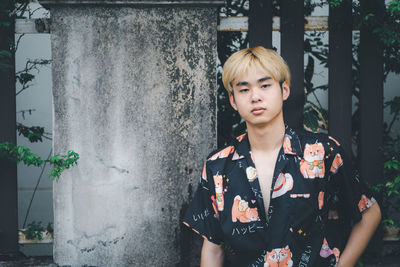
[[251, 89, 262, 103]]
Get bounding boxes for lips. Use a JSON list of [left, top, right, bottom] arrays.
[[251, 107, 266, 114]]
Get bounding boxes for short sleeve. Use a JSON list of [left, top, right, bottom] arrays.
[[327, 138, 377, 224], [182, 161, 224, 245]]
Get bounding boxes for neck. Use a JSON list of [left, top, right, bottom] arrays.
[[246, 116, 285, 153]]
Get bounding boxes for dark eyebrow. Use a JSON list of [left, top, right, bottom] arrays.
[[235, 81, 249, 87], [235, 76, 272, 87], [258, 76, 272, 83]]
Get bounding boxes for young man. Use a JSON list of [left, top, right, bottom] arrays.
[[183, 47, 381, 267]]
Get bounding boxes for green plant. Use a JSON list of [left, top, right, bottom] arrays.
[[328, 0, 344, 8], [0, 0, 79, 230], [22, 221, 53, 240], [372, 142, 400, 229], [49, 150, 80, 179], [0, 142, 79, 180], [383, 159, 400, 197]]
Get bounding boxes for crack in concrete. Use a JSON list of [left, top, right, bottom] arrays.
[[96, 156, 130, 174], [67, 236, 125, 254]]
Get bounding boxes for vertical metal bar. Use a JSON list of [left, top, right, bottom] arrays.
[[249, 0, 273, 48], [0, 0, 18, 257], [359, 0, 384, 186], [328, 0, 352, 159], [281, 0, 305, 128]]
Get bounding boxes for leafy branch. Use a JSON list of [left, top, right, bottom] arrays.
[[16, 58, 51, 96], [0, 142, 79, 180], [16, 123, 52, 142], [48, 150, 80, 179]]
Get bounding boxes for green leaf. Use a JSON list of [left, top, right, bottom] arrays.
[[17, 125, 44, 143], [17, 73, 35, 85], [385, 160, 393, 169], [0, 50, 12, 58], [383, 219, 395, 226], [17, 146, 24, 155], [364, 13, 375, 21], [386, 181, 394, 188]]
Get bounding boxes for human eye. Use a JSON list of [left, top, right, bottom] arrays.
[[261, 83, 271, 89], [239, 88, 249, 93]]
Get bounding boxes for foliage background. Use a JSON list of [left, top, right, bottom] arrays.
[[217, 0, 400, 263]]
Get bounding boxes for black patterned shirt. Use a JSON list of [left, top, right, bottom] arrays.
[[183, 126, 376, 267]]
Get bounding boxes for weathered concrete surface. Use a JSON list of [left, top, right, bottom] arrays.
[[48, 6, 218, 266]]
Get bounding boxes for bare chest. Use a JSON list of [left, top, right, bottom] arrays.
[[253, 152, 279, 214]]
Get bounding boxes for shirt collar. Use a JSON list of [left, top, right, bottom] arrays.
[[233, 125, 302, 160]]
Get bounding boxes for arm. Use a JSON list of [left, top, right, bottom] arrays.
[[337, 202, 382, 267], [200, 239, 224, 267]]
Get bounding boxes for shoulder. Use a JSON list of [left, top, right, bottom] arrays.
[[206, 145, 236, 161], [204, 133, 246, 169], [294, 128, 342, 155], [206, 133, 245, 160]]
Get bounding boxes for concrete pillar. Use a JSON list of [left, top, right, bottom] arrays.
[[39, 0, 223, 265]]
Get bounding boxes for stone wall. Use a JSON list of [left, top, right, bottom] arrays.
[[45, 1, 221, 265]]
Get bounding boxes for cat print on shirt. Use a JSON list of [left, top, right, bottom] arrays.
[[358, 194, 376, 212], [210, 195, 219, 216], [328, 209, 339, 220], [246, 166, 258, 182], [209, 146, 235, 161], [232, 195, 260, 223], [232, 151, 244, 160], [320, 238, 340, 264], [236, 133, 246, 142], [264, 245, 293, 267], [283, 134, 294, 154], [300, 143, 325, 178], [330, 153, 343, 174], [272, 173, 294, 198], [213, 174, 224, 211]]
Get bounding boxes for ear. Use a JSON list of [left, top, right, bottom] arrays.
[[229, 93, 238, 111], [281, 81, 290, 101]]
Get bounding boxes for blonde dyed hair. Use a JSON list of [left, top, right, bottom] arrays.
[[222, 46, 291, 93]]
